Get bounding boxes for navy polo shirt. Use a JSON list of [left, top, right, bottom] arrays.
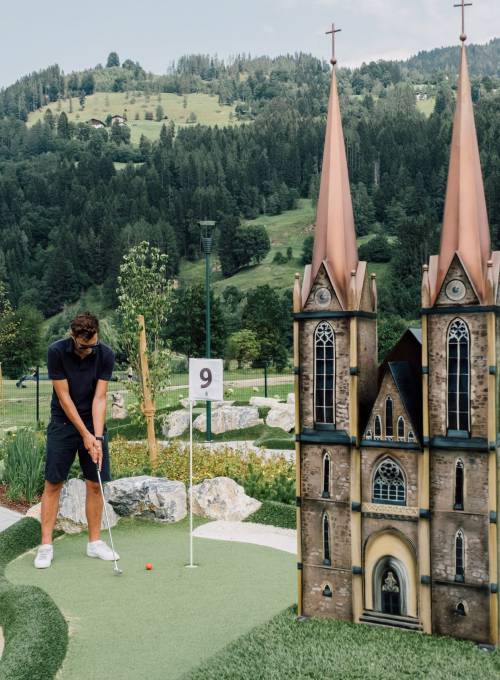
[[47, 337, 115, 421]]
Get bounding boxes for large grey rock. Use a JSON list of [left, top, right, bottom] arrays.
[[162, 409, 190, 437], [249, 396, 280, 408], [287, 393, 295, 405], [193, 405, 262, 435], [266, 403, 295, 432], [26, 478, 119, 534], [111, 392, 127, 420], [190, 477, 261, 521], [106, 475, 187, 522]]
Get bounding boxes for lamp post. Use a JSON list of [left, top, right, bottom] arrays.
[[199, 220, 216, 442]]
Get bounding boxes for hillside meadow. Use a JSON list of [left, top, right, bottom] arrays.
[[27, 91, 238, 144]]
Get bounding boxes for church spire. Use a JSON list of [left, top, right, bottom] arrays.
[[435, 6, 491, 302], [306, 24, 358, 309]]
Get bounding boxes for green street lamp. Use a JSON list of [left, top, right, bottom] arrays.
[[199, 220, 216, 442]]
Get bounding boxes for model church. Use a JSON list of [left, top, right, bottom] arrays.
[[294, 20, 500, 646]]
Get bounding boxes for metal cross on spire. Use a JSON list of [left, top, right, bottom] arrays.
[[326, 23, 342, 65], [454, 0, 472, 42]]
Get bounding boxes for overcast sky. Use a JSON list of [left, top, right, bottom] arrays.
[[1, 0, 499, 88]]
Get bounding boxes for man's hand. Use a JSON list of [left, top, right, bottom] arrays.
[[83, 431, 100, 468]]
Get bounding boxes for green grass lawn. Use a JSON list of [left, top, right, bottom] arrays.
[[28, 92, 238, 145], [180, 199, 316, 295], [185, 606, 500, 680], [6, 517, 296, 680]]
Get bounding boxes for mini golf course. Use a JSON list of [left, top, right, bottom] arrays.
[[5, 517, 295, 679]]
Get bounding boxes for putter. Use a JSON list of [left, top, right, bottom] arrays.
[[96, 463, 123, 576]]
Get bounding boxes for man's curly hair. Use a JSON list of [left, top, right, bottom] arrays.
[[70, 312, 99, 341]]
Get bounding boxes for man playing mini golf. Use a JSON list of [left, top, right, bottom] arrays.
[[34, 312, 119, 568]]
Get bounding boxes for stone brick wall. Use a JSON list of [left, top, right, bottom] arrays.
[[301, 444, 350, 502], [432, 584, 490, 642], [427, 312, 488, 438], [430, 513, 489, 583], [301, 498, 351, 569], [430, 451, 489, 514], [302, 565, 353, 620]]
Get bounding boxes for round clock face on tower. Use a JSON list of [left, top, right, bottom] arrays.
[[314, 287, 332, 307], [445, 279, 466, 302]]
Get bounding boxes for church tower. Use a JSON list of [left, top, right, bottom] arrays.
[[422, 14, 500, 645], [294, 25, 378, 622]]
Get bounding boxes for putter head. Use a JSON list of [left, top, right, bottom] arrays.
[[113, 565, 123, 576]]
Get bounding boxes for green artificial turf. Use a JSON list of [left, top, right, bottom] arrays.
[[0, 519, 68, 680], [6, 517, 295, 680], [184, 606, 500, 680]]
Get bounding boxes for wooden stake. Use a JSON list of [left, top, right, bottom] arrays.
[[137, 314, 158, 467]]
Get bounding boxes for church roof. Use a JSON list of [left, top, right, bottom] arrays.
[[432, 42, 492, 304], [303, 59, 359, 309]]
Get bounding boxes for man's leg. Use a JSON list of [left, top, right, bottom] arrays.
[[40, 481, 64, 544], [85, 479, 103, 542]]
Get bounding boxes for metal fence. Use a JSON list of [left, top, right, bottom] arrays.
[[0, 365, 294, 432]]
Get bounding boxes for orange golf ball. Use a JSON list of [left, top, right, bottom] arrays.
[[145, 563, 153, 570]]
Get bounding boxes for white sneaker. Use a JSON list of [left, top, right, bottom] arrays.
[[34, 544, 54, 569], [86, 540, 120, 561]]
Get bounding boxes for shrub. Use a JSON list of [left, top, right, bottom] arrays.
[[3, 430, 45, 503], [109, 438, 295, 503], [244, 500, 296, 529]]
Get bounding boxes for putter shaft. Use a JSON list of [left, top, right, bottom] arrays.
[[96, 464, 122, 575]]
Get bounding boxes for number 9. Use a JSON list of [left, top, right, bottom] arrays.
[[200, 367, 212, 389]]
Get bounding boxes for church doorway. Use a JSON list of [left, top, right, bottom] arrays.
[[381, 569, 401, 615], [373, 556, 408, 616]]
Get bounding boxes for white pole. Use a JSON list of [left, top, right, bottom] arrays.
[[189, 399, 193, 566], [186, 399, 197, 568]]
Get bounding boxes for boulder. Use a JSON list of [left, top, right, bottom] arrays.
[[190, 477, 261, 521], [26, 478, 119, 534], [111, 392, 127, 420], [180, 398, 196, 409], [162, 409, 190, 438], [287, 393, 295, 405], [193, 405, 262, 435], [106, 475, 187, 522], [249, 396, 280, 408], [266, 403, 295, 432]]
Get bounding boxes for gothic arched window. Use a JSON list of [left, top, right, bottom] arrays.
[[323, 513, 331, 566], [314, 322, 335, 425], [397, 416, 405, 440], [385, 396, 393, 438], [322, 452, 331, 498], [373, 458, 406, 505], [447, 319, 470, 434], [322, 583, 333, 598], [454, 459, 464, 510], [455, 530, 465, 582], [374, 415, 382, 439]]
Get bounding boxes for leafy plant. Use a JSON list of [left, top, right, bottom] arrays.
[[117, 241, 173, 426], [3, 429, 45, 502]]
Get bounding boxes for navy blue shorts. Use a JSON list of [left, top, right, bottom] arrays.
[[45, 418, 111, 484]]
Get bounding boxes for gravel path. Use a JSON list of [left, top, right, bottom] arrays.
[[193, 520, 297, 554]]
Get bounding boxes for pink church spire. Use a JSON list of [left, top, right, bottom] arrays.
[[435, 25, 491, 302], [306, 24, 358, 309]]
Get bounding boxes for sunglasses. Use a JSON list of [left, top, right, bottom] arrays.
[[72, 336, 100, 350]]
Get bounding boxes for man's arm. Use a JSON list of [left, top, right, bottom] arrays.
[[53, 379, 98, 456], [92, 379, 108, 437]]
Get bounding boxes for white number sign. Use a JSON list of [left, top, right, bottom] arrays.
[[188, 358, 223, 402]]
